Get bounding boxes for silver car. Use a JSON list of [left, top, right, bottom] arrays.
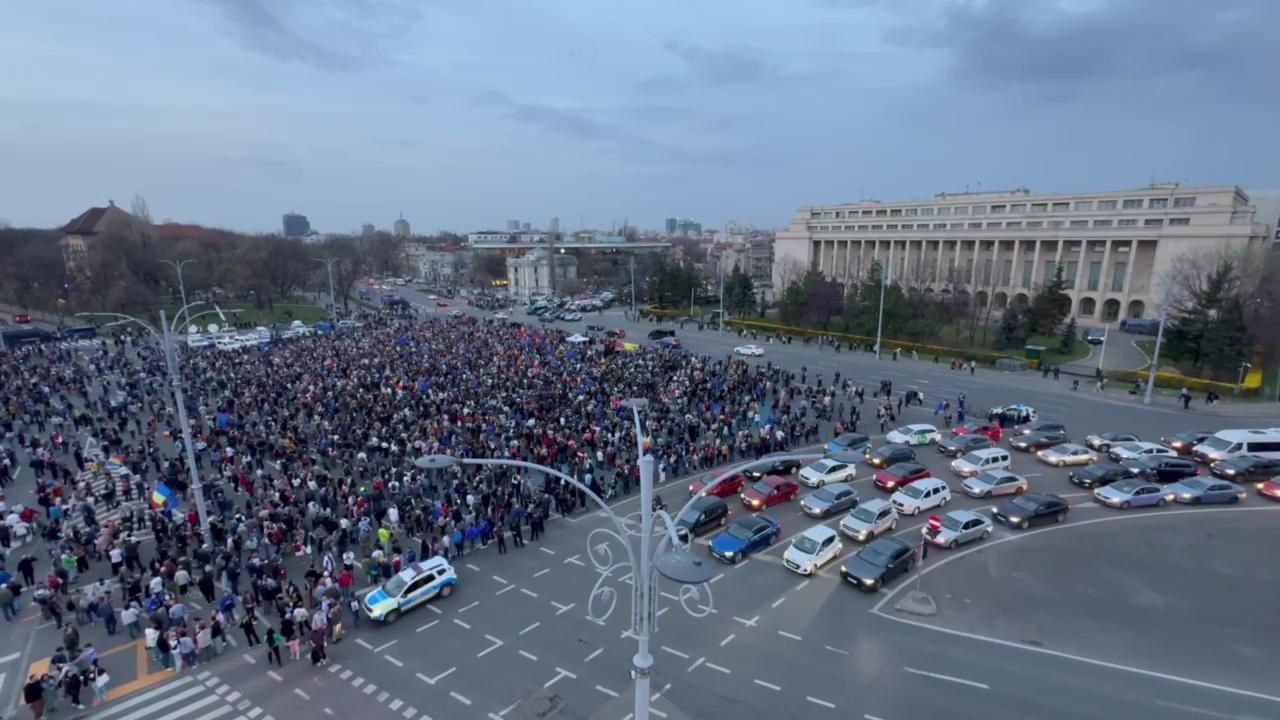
[[839, 498, 897, 542], [961, 469, 1029, 499], [922, 510, 992, 549], [1037, 443, 1097, 467], [800, 482, 859, 518], [1166, 477, 1247, 505]]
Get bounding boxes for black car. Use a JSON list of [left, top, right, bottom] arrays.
[[1014, 420, 1067, 436], [1009, 430, 1069, 451], [673, 496, 730, 541], [744, 457, 803, 480], [866, 443, 916, 469], [1209, 455, 1280, 483], [839, 537, 915, 592], [938, 434, 994, 458], [1160, 430, 1213, 456], [1121, 456, 1199, 483], [1068, 462, 1129, 489], [992, 492, 1070, 529], [1084, 432, 1140, 452], [647, 328, 676, 340], [1083, 327, 1106, 345]]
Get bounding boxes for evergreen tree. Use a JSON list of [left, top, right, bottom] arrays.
[[1165, 258, 1251, 377], [722, 263, 757, 318], [1026, 263, 1072, 336], [1058, 317, 1077, 355], [994, 305, 1028, 350]]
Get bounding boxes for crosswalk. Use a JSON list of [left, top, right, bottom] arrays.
[[58, 339, 102, 349], [86, 671, 272, 720], [62, 450, 154, 541]]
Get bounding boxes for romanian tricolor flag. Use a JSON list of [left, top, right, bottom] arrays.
[[150, 483, 178, 511]]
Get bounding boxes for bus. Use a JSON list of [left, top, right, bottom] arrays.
[[1191, 428, 1280, 463]]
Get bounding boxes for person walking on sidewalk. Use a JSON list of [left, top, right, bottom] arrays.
[[265, 627, 283, 667], [24, 674, 45, 720], [240, 610, 261, 646]]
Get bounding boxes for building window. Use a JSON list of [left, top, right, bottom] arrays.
[[825, 211, 835, 218], [1074, 200, 1093, 211], [858, 225, 869, 232], [1148, 198, 1168, 209], [990, 205, 1006, 214], [967, 222, 982, 229], [1117, 218, 1138, 226], [1087, 261, 1101, 291], [920, 208, 934, 216], [1065, 261, 1078, 288], [1001, 258, 1013, 286], [1093, 219, 1113, 227], [951, 223, 965, 229], [982, 258, 993, 285], [1122, 199, 1143, 209], [970, 206, 986, 215], [905, 208, 917, 217], [954, 206, 969, 216], [1143, 218, 1163, 227], [1051, 202, 1070, 212], [1006, 221, 1022, 229], [1079, 297, 1096, 316], [1097, 199, 1118, 210], [875, 209, 887, 217], [1169, 217, 1191, 226], [1021, 260, 1033, 288], [1069, 220, 1089, 228], [1030, 203, 1048, 213], [965, 258, 975, 283], [1026, 221, 1044, 228], [886, 224, 898, 230], [1111, 262, 1127, 292], [937, 207, 951, 216], [862, 210, 873, 217], [1043, 261, 1056, 285], [933, 223, 947, 230], [1048, 220, 1064, 228], [835, 211, 845, 219], [871, 224, 884, 230], [1010, 204, 1026, 213], [986, 222, 1002, 229], [889, 209, 902, 217], [1173, 196, 1196, 208]]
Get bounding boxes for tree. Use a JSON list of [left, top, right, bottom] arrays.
[[994, 305, 1028, 350], [722, 264, 756, 317], [0, 227, 66, 310], [1164, 256, 1253, 379], [1026, 263, 1071, 336], [1058, 317, 1077, 355], [318, 236, 367, 313]]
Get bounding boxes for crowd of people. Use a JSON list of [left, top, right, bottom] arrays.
[[2, 312, 847, 716]]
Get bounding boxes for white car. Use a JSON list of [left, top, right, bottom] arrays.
[[1108, 442, 1175, 462], [885, 424, 942, 447], [949, 448, 1012, 477], [961, 469, 1029, 498], [733, 345, 765, 357], [1037, 443, 1098, 467], [494, 311, 510, 320], [215, 337, 243, 351], [839, 499, 898, 542], [185, 334, 213, 349], [890, 477, 951, 516], [448, 310, 464, 318], [783, 526, 843, 576], [798, 457, 858, 487]]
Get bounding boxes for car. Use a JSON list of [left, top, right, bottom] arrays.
[[890, 477, 951, 516], [825, 432, 871, 455], [493, 311, 510, 320], [961, 469, 1029, 498], [784, 526, 843, 576], [798, 457, 857, 487], [605, 328, 626, 338], [866, 443, 916, 469], [561, 312, 583, 321], [951, 421, 1002, 442], [740, 476, 800, 510], [992, 492, 1071, 529], [1013, 420, 1066, 437], [839, 499, 898, 542], [1122, 456, 1199, 483], [1160, 430, 1213, 456], [885, 423, 942, 446], [709, 515, 780, 564], [1083, 326, 1107, 345], [800, 482, 859, 518], [673, 496, 730, 540], [733, 344, 765, 357], [1010, 430, 1069, 452], [873, 462, 931, 492], [1108, 441, 1176, 463], [950, 448, 1012, 477], [1093, 479, 1169, 509], [448, 310, 465, 318], [840, 538, 915, 592], [1209, 455, 1280, 483], [12, 313, 32, 324], [743, 457, 802, 480], [1084, 432, 1140, 452], [937, 433, 994, 458], [990, 404, 1038, 425], [435, 300, 448, 307], [657, 337, 683, 350], [1165, 477, 1247, 505], [1068, 462, 1130, 489], [1037, 443, 1098, 467], [922, 510, 992, 549], [1257, 476, 1280, 502], [647, 328, 676, 340], [689, 470, 747, 498], [362, 557, 458, 623]]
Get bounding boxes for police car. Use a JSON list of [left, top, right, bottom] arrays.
[[362, 557, 458, 623]]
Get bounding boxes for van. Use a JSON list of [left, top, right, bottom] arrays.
[[0, 327, 55, 346], [1119, 317, 1160, 335], [1191, 428, 1280, 463], [60, 325, 98, 340], [949, 448, 1012, 477]]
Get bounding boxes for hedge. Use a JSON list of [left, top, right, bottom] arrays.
[[1106, 367, 1264, 395], [721, 317, 1023, 366]]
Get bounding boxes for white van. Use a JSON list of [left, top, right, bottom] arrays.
[[1191, 428, 1280, 463], [949, 448, 1012, 477]]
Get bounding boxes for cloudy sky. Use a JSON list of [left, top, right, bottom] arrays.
[[3, 0, 1278, 234]]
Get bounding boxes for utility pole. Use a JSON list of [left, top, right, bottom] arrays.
[[159, 309, 212, 542], [160, 258, 194, 326], [629, 255, 637, 320], [1236, 362, 1252, 395], [316, 258, 338, 324], [1143, 310, 1167, 405], [718, 257, 725, 333], [875, 260, 889, 360], [1096, 322, 1109, 371]]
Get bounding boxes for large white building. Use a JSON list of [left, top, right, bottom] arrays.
[[506, 249, 578, 300], [775, 184, 1276, 322]]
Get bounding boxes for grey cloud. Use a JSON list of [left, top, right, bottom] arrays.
[[662, 40, 770, 85], [210, 0, 419, 71]]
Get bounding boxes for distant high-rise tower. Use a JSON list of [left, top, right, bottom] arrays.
[[665, 217, 678, 235], [521, 222, 531, 232], [282, 212, 310, 237], [549, 217, 560, 233], [361, 223, 375, 238], [394, 213, 411, 238], [506, 219, 520, 232]]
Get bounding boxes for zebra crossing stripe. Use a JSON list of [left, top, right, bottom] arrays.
[[83, 677, 196, 720]]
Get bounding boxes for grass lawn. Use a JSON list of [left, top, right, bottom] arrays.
[[935, 324, 1092, 365], [168, 296, 327, 328]]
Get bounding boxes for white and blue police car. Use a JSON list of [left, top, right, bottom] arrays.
[[362, 556, 458, 623]]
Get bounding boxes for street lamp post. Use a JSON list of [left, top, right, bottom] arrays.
[[718, 257, 725, 333], [1096, 322, 1109, 372], [1236, 361, 1253, 395], [316, 258, 339, 325], [875, 259, 889, 360], [1143, 310, 1167, 405], [159, 258, 194, 317], [629, 255, 637, 321]]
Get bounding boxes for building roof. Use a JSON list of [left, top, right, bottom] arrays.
[[61, 203, 132, 236], [154, 223, 223, 241]]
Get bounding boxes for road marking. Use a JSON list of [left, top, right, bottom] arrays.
[[225, 692, 241, 703], [294, 689, 310, 700], [660, 646, 689, 659], [351, 678, 364, 688], [520, 588, 539, 598], [753, 679, 782, 691], [477, 635, 504, 658], [363, 683, 378, 695], [534, 568, 550, 577], [720, 633, 735, 647], [268, 671, 283, 682], [688, 657, 705, 672], [583, 648, 603, 663], [426, 605, 443, 614], [705, 662, 731, 674], [376, 691, 390, 703], [356, 639, 375, 649], [402, 708, 416, 719], [496, 584, 516, 595], [553, 602, 575, 615], [777, 630, 802, 640], [736, 558, 751, 568], [242, 653, 256, 664], [327, 664, 341, 674], [794, 579, 809, 592], [417, 620, 439, 632], [374, 639, 398, 652], [466, 563, 481, 571], [450, 691, 472, 706], [771, 596, 786, 608], [389, 700, 403, 711], [563, 555, 585, 566], [453, 618, 471, 629], [384, 655, 404, 667], [492, 576, 509, 585], [544, 668, 576, 688], [416, 667, 455, 685], [519, 650, 539, 662], [824, 646, 850, 656], [660, 591, 680, 602], [709, 572, 724, 583], [595, 685, 620, 698], [733, 615, 760, 627], [458, 601, 480, 613], [903, 667, 989, 689], [540, 547, 556, 555], [0, 652, 19, 664], [806, 697, 836, 709], [865, 715, 887, 720], [656, 607, 669, 617], [340, 669, 353, 679], [520, 621, 541, 635]]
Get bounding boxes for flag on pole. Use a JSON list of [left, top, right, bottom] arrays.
[[150, 483, 179, 511]]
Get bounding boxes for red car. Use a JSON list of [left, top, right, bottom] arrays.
[[605, 328, 626, 338], [873, 462, 931, 492], [12, 313, 32, 324], [1258, 477, 1280, 502], [435, 300, 449, 307], [689, 471, 746, 498], [952, 420, 1002, 442], [741, 475, 799, 510]]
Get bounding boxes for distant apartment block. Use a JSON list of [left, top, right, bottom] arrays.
[[282, 212, 311, 237]]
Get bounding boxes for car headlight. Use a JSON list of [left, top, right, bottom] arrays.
[[862, 577, 878, 587], [1223, 469, 1237, 476], [1008, 516, 1022, 524], [723, 550, 736, 559], [1180, 493, 1193, 499]]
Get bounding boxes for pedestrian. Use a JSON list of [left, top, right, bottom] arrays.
[[265, 627, 283, 666], [24, 674, 45, 720], [495, 526, 507, 555], [87, 666, 109, 705], [61, 667, 84, 709], [240, 611, 261, 646]]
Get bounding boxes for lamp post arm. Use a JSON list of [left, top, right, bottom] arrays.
[[170, 300, 206, 332]]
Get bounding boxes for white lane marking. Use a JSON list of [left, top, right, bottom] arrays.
[[705, 662, 731, 674], [0, 652, 20, 664], [688, 657, 705, 672], [660, 591, 680, 602], [385, 655, 404, 667], [78, 676, 196, 719], [520, 588, 540, 598], [267, 671, 283, 682], [563, 555, 585, 566], [389, 700, 403, 711], [351, 678, 364, 688], [242, 653, 256, 664], [417, 620, 439, 632], [477, 635, 504, 658], [753, 679, 782, 691], [771, 596, 786, 609], [1151, 698, 1246, 719], [453, 618, 471, 630], [807, 697, 836, 709], [374, 639, 398, 653], [544, 668, 577, 688], [903, 667, 989, 690], [554, 602, 576, 615], [733, 615, 760, 627], [794, 579, 810, 592], [736, 558, 751, 568], [825, 646, 850, 656], [363, 683, 378, 695], [660, 646, 689, 659], [540, 547, 556, 555], [720, 634, 735, 647], [294, 689, 310, 700], [426, 605, 443, 614], [492, 576, 509, 585], [519, 650, 539, 661], [519, 621, 540, 635], [466, 563, 481, 571], [450, 691, 472, 706], [534, 568, 551, 577], [777, 630, 802, 640], [402, 708, 416, 719], [496, 584, 516, 595], [356, 639, 375, 649], [416, 667, 456, 685], [866, 715, 887, 720], [458, 601, 480, 613], [710, 572, 724, 583], [340, 670, 353, 679], [377, 691, 390, 703], [583, 648, 604, 663], [595, 685, 620, 698], [225, 692, 241, 703], [656, 607, 669, 617]]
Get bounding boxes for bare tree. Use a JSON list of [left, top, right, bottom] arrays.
[[775, 256, 807, 293]]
